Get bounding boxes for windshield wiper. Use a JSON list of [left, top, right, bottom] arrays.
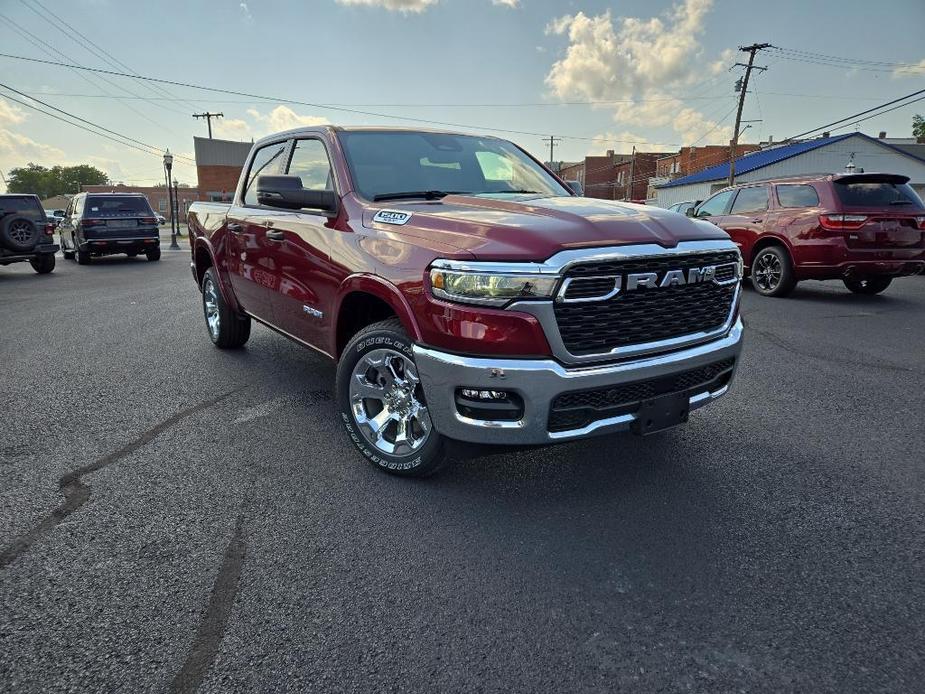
[[889, 200, 914, 205], [372, 190, 469, 201], [480, 189, 543, 195]]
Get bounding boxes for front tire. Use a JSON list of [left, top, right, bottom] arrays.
[[750, 246, 796, 297], [843, 275, 892, 295], [336, 318, 445, 477], [201, 267, 250, 348], [30, 254, 55, 274]]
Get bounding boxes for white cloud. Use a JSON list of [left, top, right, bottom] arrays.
[[246, 106, 328, 133], [239, 1, 253, 21], [710, 48, 735, 75], [335, 0, 437, 12], [492, 0, 519, 7], [213, 106, 328, 141], [544, 0, 736, 147], [586, 132, 676, 156], [0, 98, 27, 126], [892, 58, 925, 79], [213, 117, 252, 141]]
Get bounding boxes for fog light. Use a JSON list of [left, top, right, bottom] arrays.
[[455, 388, 523, 422], [460, 389, 508, 400]]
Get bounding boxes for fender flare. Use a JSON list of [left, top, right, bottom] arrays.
[[192, 237, 242, 313], [334, 274, 423, 345], [748, 233, 794, 266]]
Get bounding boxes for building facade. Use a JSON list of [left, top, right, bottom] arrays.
[[656, 144, 760, 180], [194, 136, 252, 201]]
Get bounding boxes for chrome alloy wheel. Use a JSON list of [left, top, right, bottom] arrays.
[[349, 348, 432, 456], [203, 278, 221, 339], [753, 251, 783, 292], [9, 220, 34, 245]]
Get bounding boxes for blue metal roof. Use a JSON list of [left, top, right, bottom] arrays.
[[657, 133, 856, 189]]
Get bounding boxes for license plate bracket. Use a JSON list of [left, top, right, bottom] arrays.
[[631, 392, 690, 436]]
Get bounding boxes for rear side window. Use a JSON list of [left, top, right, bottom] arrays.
[[730, 186, 769, 214], [244, 142, 287, 205], [696, 190, 734, 217], [833, 180, 924, 209], [776, 184, 819, 208], [83, 196, 153, 218], [0, 195, 44, 221]]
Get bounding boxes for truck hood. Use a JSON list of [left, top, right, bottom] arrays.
[[362, 194, 729, 261]]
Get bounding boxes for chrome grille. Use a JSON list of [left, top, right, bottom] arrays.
[[553, 251, 739, 356]]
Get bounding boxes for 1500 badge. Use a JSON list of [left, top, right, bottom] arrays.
[[373, 209, 412, 226]]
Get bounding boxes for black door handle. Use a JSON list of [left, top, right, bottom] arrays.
[[266, 229, 285, 241], [227, 222, 243, 233]]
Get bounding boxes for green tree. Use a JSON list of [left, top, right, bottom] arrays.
[[6, 163, 109, 199], [913, 114, 925, 142]]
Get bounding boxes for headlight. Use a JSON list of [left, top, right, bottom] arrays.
[[429, 263, 558, 306]]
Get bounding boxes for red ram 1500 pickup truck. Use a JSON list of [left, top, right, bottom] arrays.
[[188, 127, 744, 476]]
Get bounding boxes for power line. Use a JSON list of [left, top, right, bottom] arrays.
[[0, 86, 196, 170], [0, 11, 181, 134], [772, 46, 925, 69], [21, 0, 201, 114], [786, 88, 925, 141], [20, 0, 201, 113], [0, 51, 691, 148]]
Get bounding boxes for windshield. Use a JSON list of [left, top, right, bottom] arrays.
[[338, 131, 570, 201], [834, 180, 924, 209], [84, 196, 154, 218]]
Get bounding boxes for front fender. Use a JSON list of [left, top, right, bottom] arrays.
[[334, 274, 423, 347]]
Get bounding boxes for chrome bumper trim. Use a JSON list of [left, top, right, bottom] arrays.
[[413, 317, 743, 445]]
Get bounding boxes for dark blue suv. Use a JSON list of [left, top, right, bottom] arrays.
[[59, 192, 160, 264]]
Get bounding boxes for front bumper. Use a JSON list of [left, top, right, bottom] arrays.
[[414, 317, 744, 445]]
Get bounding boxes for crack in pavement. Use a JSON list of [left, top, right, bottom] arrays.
[[169, 512, 247, 694], [748, 326, 925, 376], [0, 387, 244, 570]]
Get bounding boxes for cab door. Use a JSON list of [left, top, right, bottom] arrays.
[[265, 137, 341, 352], [723, 185, 770, 262], [225, 139, 289, 322]]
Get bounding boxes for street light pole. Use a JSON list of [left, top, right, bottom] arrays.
[[163, 149, 179, 250]]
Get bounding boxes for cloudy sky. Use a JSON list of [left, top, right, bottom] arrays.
[[1, 0, 923, 189]]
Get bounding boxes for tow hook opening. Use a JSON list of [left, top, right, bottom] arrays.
[[455, 388, 524, 422]]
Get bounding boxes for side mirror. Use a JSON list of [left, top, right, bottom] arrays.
[[565, 180, 584, 196], [685, 206, 697, 217], [256, 175, 339, 217]]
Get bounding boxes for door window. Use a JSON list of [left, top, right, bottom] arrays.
[[730, 186, 769, 214], [696, 190, 734, 217], [243, 142, 287, 205], [287, 139, 334, 191]]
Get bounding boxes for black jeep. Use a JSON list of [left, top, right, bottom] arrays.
[[0, 194, 58, 274], [59, 192, 161, 263]]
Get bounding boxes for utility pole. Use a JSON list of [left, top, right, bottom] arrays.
[[626, 145, 636, 201], [193, 112, 224, 139], [542, 136, 563, 170], [729, 43, 770, 186]]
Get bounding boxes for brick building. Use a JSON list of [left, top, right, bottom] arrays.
[[582, 150, 634, 200], [194, 136, 252, 201], [656, 144, 760, 181]]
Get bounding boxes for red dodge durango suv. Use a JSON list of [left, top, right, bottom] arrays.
[[693, 173, 925, 296]]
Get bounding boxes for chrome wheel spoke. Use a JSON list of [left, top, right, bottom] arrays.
[[348, 347, 434, 458]]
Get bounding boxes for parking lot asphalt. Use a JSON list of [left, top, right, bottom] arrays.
[[1, 251, 923, 693]]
